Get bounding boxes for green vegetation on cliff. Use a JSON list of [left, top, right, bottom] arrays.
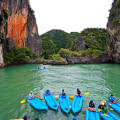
[[41, 28, 108, 61], [71, 28, 108, 57], [40, 29, 79, 58], [109, 0, 120, 25], [81, 28, 107, 51], [4, 47, 38, 63]]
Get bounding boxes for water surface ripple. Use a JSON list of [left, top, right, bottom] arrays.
[[0, 64, 120, 120]]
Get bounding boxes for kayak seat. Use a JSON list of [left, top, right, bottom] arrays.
[[53, 105, 57, 107], [65, 108, 68, 110]]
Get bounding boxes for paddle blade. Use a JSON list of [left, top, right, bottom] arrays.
[[110, 108, 113, 110], [101, 101, 106, 103], [84, 92, 89, 95], [82, 107, 87, 110], [37, 95, 43, 97], [54, 92, 59, 94], [70, 96, 74, 99], [20, 100, 26, 104], [103, 114, 109, 117], [55, 95, 59, 98], [98, 109, 102, 111]]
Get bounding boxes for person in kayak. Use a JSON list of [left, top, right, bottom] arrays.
[[88, 100, 96, 112], [23, 115, 27, 120], [45, 89, 50, 95], [107, 94, 116, 104], [97, 102, 108, 113], [29, 91, 35, 100], [61, 89, 66, 96], [76, 88, 82, 96]]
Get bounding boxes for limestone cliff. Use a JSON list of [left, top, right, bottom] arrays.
[[107, 0, 120, 63], [0, 0, 42, 55]]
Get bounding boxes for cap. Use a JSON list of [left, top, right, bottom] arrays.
[[30, 91, 32, 93], [101, 102, 104, 105], [111, 94, 113, 96]]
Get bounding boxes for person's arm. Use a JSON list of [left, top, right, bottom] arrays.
[[105, 105, 108, 110], [29, 94, 31, 100], [89, 103, 91, 107], [93, 103, 95, 108], [97, 105, 100, 112]]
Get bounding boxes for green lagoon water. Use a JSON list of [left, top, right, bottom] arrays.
[[0, 64, 120, 120]]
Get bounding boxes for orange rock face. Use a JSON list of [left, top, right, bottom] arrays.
[[7, 9, 28, 47]]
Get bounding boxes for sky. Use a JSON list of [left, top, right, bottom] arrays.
[[30, 0, 113, 35]]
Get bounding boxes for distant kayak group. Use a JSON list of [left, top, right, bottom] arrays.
[[37, 66, 48, 71], [25, 90, 120, 120]]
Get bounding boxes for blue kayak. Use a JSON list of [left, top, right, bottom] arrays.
[[59, 93, 71, 114], [107, 101, 120, 114], [44, 91, 58, 111], [71, 116, 78, 120], [37, 68, 48, 71], [27, 97, 47, 110], [71, 96, 83, 113], [99, 111, 120, 120], [86, 107, 100, 120]]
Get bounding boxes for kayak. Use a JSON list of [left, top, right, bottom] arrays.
[[99, 111, 120, 120], [71, 96, 83, 113], [27, 97, 47, 110], [37, 68, 48, 70], [59, 93, 71, 114], [71, 116, 78, 120], [107, 101, 120, 114], [44, 91, 58, 110], [86, 107, 100, 120]]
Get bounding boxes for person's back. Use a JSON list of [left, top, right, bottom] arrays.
[[97, 103, 108, 113], [107, 94, 116, 104], [76, 88, 82, 96], [29, 91, 35, 100], [61, 89, 66, 96], [45, 89, 50, 95], [88, 100, 96, 112], [23, 115, 27, 120], [35, 118, 39, 120]]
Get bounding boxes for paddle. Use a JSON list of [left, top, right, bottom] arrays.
[[37, 95, 44, 97], [54, 92, 59, 94], [82, 107, 87, 110], [100, 101, 106, 103], [103, 114, 109, 117], [69, 92, 89, 99], [20, 100, 26, 104], [20, 95, 43, 104]]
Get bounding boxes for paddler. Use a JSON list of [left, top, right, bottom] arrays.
[[76, 88, 82, 96], [107, 94, 116, 104], [61, 89, 66, 96], [88, 100, 96, 112], [97, 102, 108, 113], [45, 89, 50, 95], [29, 91, 35, 100]]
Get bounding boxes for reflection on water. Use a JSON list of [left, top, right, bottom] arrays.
[[0, 64, 120, 120]]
